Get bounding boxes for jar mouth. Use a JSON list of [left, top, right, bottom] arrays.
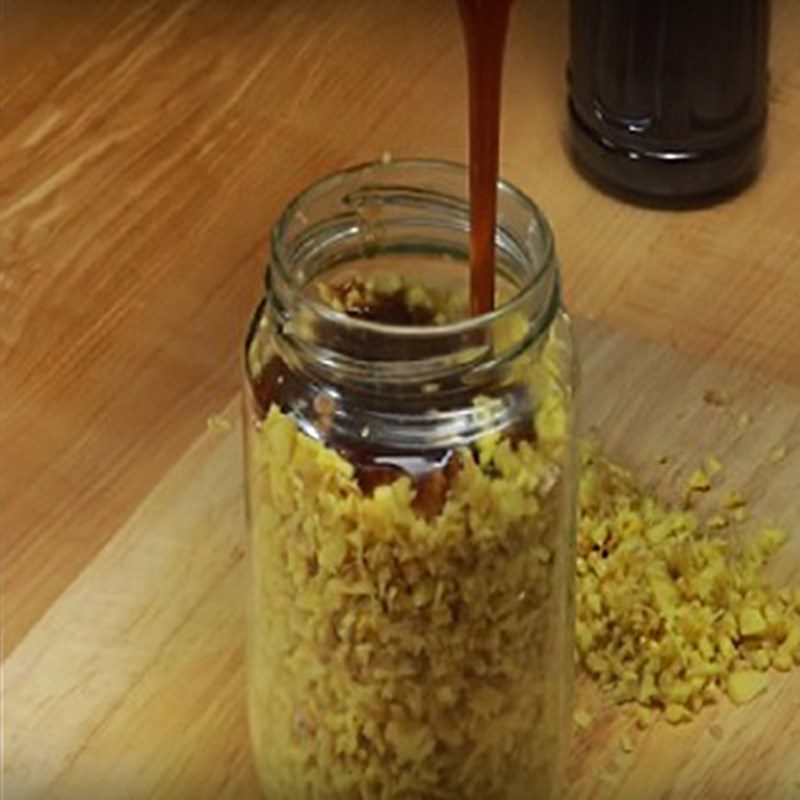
[[268, 158, 557, 340]]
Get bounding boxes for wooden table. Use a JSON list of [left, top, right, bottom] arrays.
[[3, 2, 800, 798]]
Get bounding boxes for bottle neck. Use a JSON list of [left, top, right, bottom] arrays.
[[257, 159, 561, 399]]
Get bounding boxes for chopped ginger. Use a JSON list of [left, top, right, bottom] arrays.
[[576, 444, 799, 723], [635, 707, 653, 729], [732, 507, 749, 523], [248, 320, 573, 798], [739, 608, 767, 637], [727, 670, 769, 705], [573, 710, 594, 731], [689, 469, 712, 492], [665, 705, 693, 725], [722, 489, 747, 509]]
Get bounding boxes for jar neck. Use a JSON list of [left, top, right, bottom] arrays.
[[259, 159, 561, 396]]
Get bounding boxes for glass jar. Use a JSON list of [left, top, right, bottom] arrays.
[[243, 160, 577, 799]]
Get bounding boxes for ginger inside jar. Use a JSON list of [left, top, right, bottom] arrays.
[[244, 166, 576, 800]]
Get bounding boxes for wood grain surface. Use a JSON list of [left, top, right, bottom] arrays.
[[3, 0, 800, 656], [4, 320, 799, 799], [2, 0, 800, 796]]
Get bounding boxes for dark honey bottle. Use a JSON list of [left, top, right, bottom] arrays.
[[568, 0, 771, 206]]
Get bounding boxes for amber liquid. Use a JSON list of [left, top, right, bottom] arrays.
[[456, 0, 515, 316], [251, 2, 521, 506], [250, 256, 526, 511]]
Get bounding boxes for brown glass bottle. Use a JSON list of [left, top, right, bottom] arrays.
[[568, 0, 770, 206]]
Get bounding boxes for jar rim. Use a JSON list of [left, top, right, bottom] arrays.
[[268, 158, 558, 340]]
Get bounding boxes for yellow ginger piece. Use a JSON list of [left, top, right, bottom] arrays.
[[572, 710, 594, 731], [688, 469, 712, 492], [723, 489, 747, 509], [754, 526, 789, 556], [727, 670, 769, 705], [739, 608, 767, 637], [635, 707, 653, 729], [731, 507, 749, 523], [665, 705, 693, 725]]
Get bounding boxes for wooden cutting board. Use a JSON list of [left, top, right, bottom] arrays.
[[5, 319, 799, 800]]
